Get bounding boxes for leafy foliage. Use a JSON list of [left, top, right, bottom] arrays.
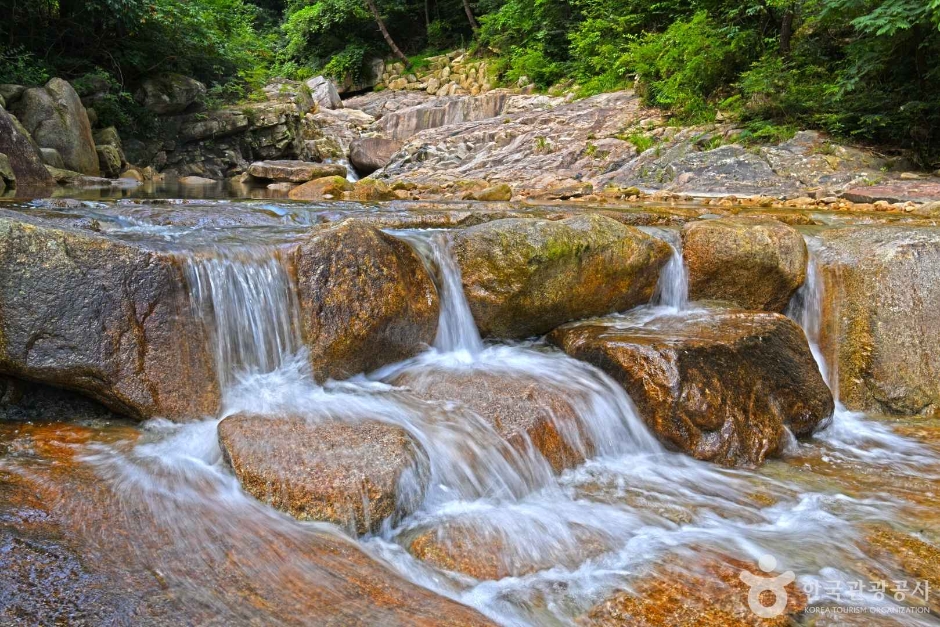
[[0, 0, 937, 161]]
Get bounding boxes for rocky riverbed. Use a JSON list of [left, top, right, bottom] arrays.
[[1, 195, 939, 625], [3, 53, 940, 627]]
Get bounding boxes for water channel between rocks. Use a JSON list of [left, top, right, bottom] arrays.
[[1, 198, 939, 626]]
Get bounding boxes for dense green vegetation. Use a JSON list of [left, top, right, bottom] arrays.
[[1, 0, 938, 162]]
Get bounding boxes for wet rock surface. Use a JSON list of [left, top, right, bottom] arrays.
[[814, 226, 940, 416], [579, 553, 807, 626], [218, 413, 428, 535], [0, 421, 494, 626], [549, 309, 833, 466], [454, 214, 671, 338], [291, 220, 439, 381], [406, 519, 612, 581], [0, 210, 219, 420], [682, 217, 807, 311]]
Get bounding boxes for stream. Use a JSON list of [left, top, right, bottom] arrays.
[[1, 198, 938, 626]]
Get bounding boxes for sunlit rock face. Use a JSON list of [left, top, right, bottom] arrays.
[[813, 226, 940, 416], [0, 210, 219, 420], [681, 216, 807, 311], [453, 214, 672, 339], [549, 308, 833, 467]]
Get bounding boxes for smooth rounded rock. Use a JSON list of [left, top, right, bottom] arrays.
[[548, 308, 833, 466], [682, 217, 807, 311], [218, 413, 428, 535], [290, 221, 439, 381], [454, 214, 672, 338]]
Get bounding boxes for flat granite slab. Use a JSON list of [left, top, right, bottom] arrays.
[[842, 181, 940, 203]]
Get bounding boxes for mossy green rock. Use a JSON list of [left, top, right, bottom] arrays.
[[453, 214, 671, 338]]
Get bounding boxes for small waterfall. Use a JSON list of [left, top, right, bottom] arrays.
[[786, 236, 831, 387], [393, 230, 484, 355], [787, 235, 924, 459], [183, 247, 302, 393], [646, 227, 688, 310]]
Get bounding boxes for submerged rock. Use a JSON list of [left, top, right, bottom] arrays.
[[814, 226, 940, 416], [549, 309, 833, 466], [454, 214, 671, 338], [291, 221, 439, 381], [12, 78, 99, 176], [579, 553, 807, 626], [247, 159, 346, 183], [407, 519, 611, 581], [0, 211, 219, 420], [390, 368, 593, 472], [218, 413, 427, 535], [682, 217, 807, 311]]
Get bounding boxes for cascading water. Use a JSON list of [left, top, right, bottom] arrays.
[[7, 201, 940, 626], [644, 227, 689, 311], [786, 234, 926, 461], [183, 247, 302, 394]]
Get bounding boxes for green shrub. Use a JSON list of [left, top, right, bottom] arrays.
[[628, 12, 751, 122]]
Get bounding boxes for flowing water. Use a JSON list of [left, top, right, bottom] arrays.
[[2, 201, 939, 625]]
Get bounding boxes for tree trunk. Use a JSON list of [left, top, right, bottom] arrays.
[[779, 6, 794, 57], [425, 0, 431, 32], [364, 0, 408, 64], [462, 0, 479, 31]]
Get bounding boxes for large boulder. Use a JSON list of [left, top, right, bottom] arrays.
[[813, 227, 940, 416], [548, 309, 833, 466], [682, 217, 807, 311], [218, 413, 427, 535], [0, 106, 56, 191], [390, 368, 593, 472], [135, 73, 206, 115], [305, 76, 343, 110], [0, 211, 219, 420], [0, 84, 25, 107], [247, 159, 346, 183], [349, 137, 402, 176], [11, 78, 99, 176], [290, 221, 439, 381], [454, 214, 672, 338]]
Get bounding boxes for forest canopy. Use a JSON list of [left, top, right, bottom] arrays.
[[1, 0, 938, 161]]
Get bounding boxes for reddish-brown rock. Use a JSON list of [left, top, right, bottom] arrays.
[[549, 309, 833, 466], [290, 220, 439, 381], [218, 413, 428, 535]]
